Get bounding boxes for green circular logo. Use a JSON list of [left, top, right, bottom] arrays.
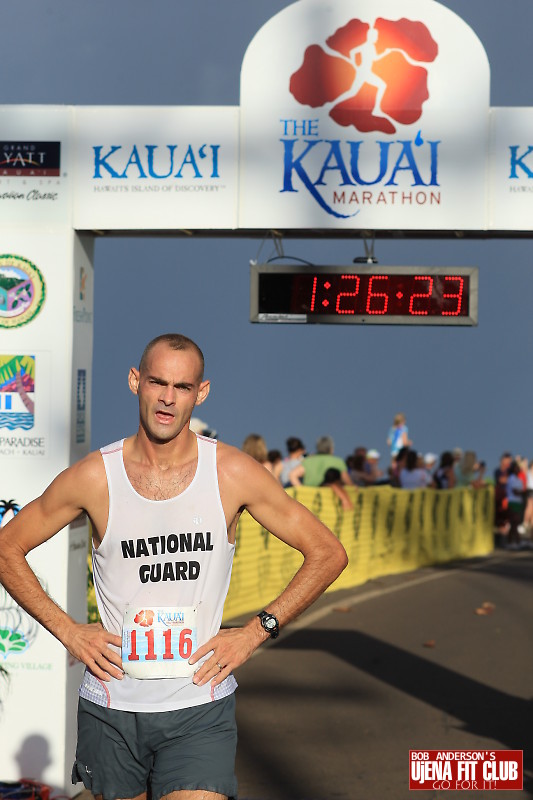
[[0, 254, 46, 328]]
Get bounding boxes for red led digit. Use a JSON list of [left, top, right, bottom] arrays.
[[163, 628, 174, 660], [408, 276, 434, 315], [366, 275, 389, 315], [309, 276, 318, 312], [145, 628, 157, 660], [335, 274, 360, 314], [442, 276, 464, 316], [179, 628, 193, 659], [128, 629, 139, 661]]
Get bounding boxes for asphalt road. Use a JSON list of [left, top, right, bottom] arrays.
[[231, 551, 533, 800]]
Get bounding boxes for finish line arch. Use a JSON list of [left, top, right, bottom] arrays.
[[1, 0, 532, 789]]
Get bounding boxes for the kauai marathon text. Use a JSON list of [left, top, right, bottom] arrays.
[[279, 118, 441, 218]]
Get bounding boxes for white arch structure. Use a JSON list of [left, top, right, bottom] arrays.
[[0, 0, 532, 790]]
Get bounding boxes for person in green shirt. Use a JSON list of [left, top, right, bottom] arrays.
[[289, 435, 354, 487]]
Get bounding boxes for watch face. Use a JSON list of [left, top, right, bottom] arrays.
[[258, 611, 279, 637]]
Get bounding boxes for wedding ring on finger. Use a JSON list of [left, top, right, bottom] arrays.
[[216, 661, 223, 671]]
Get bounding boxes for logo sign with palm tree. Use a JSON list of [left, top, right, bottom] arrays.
[[0, 355, 35, 431]]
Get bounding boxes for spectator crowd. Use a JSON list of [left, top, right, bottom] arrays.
[[191, 414, 532, 551]]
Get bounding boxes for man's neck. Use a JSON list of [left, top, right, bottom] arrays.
[[127, 427, 198, 468]]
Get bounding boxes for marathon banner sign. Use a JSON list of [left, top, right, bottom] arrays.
[[409, 750, 523, 791]]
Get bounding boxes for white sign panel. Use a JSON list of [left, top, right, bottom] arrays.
[[239, 0, 490, 231], [0, 106, 72, 227], [0, 231, 77, 463], [73, 106, 239, 230], [0, 229, 89, 791], [489, 107, 533, 230]]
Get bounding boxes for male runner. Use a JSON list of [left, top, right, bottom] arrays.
[[0, 333, 348, 800]]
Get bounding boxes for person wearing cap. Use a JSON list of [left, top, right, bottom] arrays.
[[366, 449, 384, 484], [424, 453, 437, 469], [424, 453, 437, 482]]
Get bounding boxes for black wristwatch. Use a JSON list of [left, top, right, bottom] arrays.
[[257, 610, 280, 639]]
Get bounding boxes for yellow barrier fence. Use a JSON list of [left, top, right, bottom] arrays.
[[87, 485, 494, 624], [222, 485, 494, 621]]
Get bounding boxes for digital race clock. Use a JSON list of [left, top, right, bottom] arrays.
[[250, 264, 478, 325]]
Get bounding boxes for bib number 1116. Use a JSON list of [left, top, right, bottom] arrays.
[[128, 627, 193, 662]]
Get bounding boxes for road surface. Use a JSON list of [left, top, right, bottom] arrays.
[[233, 551, 533, 800]]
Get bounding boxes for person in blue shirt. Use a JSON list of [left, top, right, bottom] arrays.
[[387, 413, 411, 461]]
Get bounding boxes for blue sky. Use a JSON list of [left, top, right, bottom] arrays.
[[2, 0, 533, 472]]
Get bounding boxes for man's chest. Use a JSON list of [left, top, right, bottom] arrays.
[[125, 460, 197, 501]]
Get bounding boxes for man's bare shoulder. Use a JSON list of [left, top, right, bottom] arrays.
[[45, 449, 106, 507], [42, 449, 108, 527], [216, 440, 287, 505], [216, 441, 265, 477], [66, 449, 106, 485], [0, 450, 109, 552]]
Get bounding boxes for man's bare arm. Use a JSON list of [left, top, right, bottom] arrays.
[[0, 454, 123, 682], [190, 448, 348, 685], [328, 482, 354, 510]]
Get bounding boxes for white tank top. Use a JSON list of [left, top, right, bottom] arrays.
[[79, 434, 238, 712]]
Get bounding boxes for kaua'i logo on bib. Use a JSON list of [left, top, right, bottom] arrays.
[[289, 17, 438, 134]]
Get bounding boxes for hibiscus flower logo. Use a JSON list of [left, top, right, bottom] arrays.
[[289, 17, 438, 134], [134, 609, 154, 627]]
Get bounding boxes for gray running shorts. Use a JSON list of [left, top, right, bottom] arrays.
[[72, 694, 238, 800]]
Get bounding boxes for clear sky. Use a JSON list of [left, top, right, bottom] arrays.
[[2, 0, 532, 472]]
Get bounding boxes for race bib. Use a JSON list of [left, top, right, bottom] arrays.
[[122, 606, 197, 679]]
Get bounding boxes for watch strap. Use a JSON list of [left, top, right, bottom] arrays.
[[257, 610, 280, 639]]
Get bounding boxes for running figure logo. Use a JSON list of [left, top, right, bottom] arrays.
[[134, 609, 154, 627], [289, 17, 438, 134]]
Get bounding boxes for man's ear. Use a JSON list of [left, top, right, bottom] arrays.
[[195, 379, 210, 406], [128, 367, 140, 396]]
